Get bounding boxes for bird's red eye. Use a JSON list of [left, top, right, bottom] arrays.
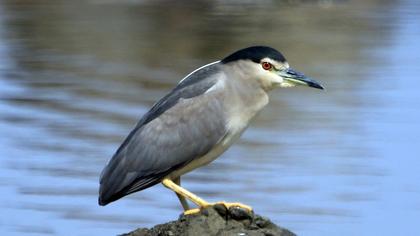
[[262, 62, 272, 70]]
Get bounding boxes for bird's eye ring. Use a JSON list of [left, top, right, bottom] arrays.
[[262, 62, 272, 70]]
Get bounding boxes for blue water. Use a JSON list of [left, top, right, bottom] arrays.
[[1, 0, 420, 235]]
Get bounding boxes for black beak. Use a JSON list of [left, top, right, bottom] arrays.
[[280, 68, 324, 90]]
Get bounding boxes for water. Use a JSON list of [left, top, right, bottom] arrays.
[[0, 0, 419, 235]]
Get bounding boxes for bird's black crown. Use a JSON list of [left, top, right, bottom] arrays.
[[221, 46, 286, 64]]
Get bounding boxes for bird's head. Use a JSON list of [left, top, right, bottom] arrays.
[[221, 46, 324, 91]]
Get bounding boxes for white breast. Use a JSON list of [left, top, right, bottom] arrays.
[[168, 70, 269, 178], [168, 93, 268, 179]]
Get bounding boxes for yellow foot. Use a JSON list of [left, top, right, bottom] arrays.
[[214, 201, 253, 212], [183, 208, 201, 215], [182, 202, 253, 215]]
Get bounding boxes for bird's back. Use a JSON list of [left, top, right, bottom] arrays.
[[98, 62, 228, 205]]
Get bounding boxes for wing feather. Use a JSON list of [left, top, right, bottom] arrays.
[[99, 63, 227, 205]]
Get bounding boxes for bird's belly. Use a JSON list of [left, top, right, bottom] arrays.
[[167, 127, 247, 179], [167, 93, 268, 179]]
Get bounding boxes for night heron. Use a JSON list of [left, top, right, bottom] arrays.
[[98, 46, 323, 214]]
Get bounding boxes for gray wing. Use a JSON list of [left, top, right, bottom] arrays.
[[99, 62, 227, 205]]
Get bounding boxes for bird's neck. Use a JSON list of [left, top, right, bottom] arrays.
[[222, 77, 269, 132]]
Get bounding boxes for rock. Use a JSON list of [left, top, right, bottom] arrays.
[[121, 204, 296, 236]]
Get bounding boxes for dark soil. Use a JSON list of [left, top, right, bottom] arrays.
[[122, 204, 296, 236]]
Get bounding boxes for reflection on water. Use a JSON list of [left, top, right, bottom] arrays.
[[1, 0, 420, 235]]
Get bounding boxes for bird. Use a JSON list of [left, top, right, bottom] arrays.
[[98, 46, 323, 214]]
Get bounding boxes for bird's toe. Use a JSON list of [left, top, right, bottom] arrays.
[[183, 208, 202, 215], [214, 201, 253, 212]]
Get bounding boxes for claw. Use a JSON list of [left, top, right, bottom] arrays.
[[214, 201, 253, 212], [182, 201, 253, 215], [183, 208, 201, 215]]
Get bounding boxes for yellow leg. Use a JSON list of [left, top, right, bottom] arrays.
[[173, 177, 190, 211], [162, 178, 252, 215], [162, 178, 209, 206]]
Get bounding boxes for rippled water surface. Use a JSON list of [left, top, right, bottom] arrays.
[[1, 0, 420, 235]]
